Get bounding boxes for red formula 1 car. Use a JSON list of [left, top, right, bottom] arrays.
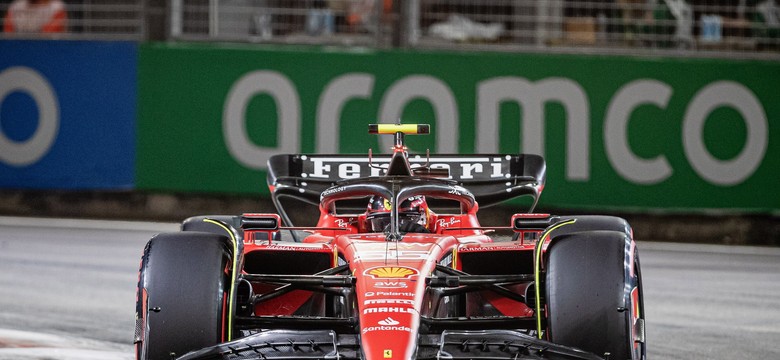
[[135, 124, 645, 360]]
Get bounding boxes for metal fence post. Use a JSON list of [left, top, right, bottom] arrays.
[[170, 0, 182, 38], [210, 0, 219, 37]]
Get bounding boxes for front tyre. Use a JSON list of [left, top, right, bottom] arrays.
[[135, 232, 233, 360], [545, 231, 645, 360]]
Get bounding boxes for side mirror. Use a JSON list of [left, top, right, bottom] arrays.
[[241, 213, 281, 230], [241, 213, 281, 244], [511, 214, 559, 244]]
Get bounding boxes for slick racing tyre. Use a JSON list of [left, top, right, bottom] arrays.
[[545, 230, 646, 360], [135, 232, 233, 360]]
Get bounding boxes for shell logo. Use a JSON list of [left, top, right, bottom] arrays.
[[365, 266, 418, 279]]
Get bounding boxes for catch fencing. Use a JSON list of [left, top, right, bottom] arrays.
[[0, 0, 146, 40], [1, 0, 779, 57], [168, 0, 780, 58]]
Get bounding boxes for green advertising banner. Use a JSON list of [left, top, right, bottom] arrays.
[[138, 43, 780, 213]]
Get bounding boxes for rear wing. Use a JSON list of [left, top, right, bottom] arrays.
[[267, 153, 545, 210]]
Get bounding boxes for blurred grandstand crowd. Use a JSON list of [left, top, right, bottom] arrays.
[[1, 0, 778, 57]]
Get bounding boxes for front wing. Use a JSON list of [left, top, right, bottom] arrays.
[[176, 329, 604, 360]]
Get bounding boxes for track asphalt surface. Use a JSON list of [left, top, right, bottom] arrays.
[[0, 217, 779, 359]]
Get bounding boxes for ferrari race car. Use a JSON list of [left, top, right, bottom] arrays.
[[135, 124, 646, 360]]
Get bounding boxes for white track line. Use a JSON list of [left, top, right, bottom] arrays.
[[637, 240, 780, 256], [0, 216, 178, 232], [0, 329, 132, 360]]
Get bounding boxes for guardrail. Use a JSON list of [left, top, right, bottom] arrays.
[[2, 1, 779, 57]]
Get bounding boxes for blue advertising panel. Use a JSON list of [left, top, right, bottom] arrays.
[[0, 40, 137, 189]]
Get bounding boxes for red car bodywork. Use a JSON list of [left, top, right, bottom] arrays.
[[230, 125, 551, 360], [155, 124, 643, 360]]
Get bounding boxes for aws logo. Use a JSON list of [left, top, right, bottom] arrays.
[[364, 266, 418, 279]]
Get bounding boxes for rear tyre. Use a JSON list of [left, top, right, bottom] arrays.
[[135, 232, 233, 360], [545, 231, 645, 360]]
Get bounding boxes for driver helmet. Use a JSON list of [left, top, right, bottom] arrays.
[[366, 195, 430, 232]]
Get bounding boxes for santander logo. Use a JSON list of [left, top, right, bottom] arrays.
[[378, 317, 400, 326]]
